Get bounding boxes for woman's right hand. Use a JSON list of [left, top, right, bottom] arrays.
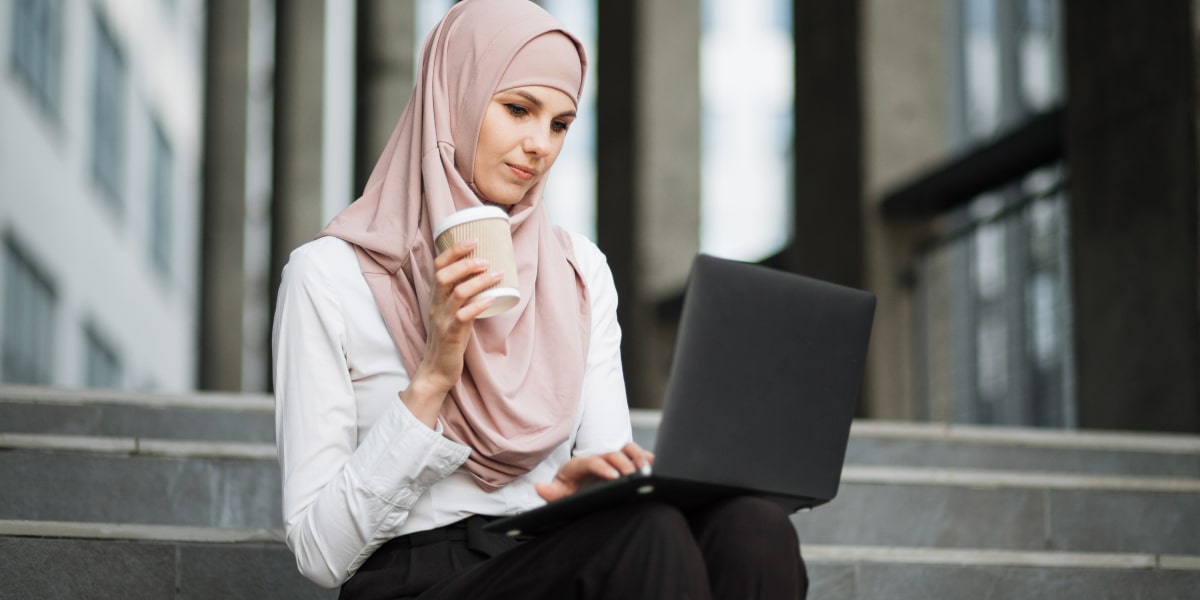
[[402, 240, 503, 427]]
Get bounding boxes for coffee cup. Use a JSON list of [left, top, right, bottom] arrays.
[[434, 206, 520, 318]]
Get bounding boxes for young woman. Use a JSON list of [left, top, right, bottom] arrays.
[[272, 1, 807, 597]]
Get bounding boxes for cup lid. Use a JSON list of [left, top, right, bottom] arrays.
[[434, 206, 511, 239]]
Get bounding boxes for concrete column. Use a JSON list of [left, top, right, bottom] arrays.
[[269, 0, 327, 315], [596, 0, 646, 407], [638, 0, 701, 299], [1064, 0, 1199, 432], [354, 1, 417, 193], [597, 0, 701, 408], [638, 0, 702, 407], [200, 0, 250, 391], [860, 0, 946, 419], [789, 0, 864, 290]]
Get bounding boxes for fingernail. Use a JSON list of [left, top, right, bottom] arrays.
[[475, 258, 489, 268]]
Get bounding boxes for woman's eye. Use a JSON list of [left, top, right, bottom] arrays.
[[505, 104, 528, 116], [551, 120, 570, 133]]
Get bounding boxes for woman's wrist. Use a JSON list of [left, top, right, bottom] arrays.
[[401, 374, 450, 429]]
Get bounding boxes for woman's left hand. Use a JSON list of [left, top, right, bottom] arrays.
[[535, 442, 655, 503]]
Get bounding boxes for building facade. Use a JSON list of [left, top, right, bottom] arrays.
[[0, 0, 205, 391]]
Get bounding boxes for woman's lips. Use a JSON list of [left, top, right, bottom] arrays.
[[507, 163, 537, 181]]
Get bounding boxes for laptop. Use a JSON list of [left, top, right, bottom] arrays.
[[485, 253, 876, 537]]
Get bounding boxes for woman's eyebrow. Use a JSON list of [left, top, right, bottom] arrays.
[[511, 90, 576, 119]]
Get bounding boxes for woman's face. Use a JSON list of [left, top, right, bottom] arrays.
[[472, 85, 576, 207]]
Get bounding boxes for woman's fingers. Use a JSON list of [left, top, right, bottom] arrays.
[[433, 241, 505, 311], [621, 442, 655, 470], [433, 240, 476, 270]]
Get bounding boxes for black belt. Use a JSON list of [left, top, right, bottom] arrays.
[[359, 515, 518, 573]]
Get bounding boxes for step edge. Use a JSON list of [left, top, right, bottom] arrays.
[[840, 465, 1200, 493], [0, 519, 283, 544], [0, 433, 276, 461], [0, 384, 274, 412], [628, 411, 1200, 455], [801, 544, 1200, 571], [849, 420, 1200, 454]]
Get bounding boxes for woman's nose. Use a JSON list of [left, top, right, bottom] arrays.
[[523, 126, 551, 156]]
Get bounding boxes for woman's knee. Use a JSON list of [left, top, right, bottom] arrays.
[[691, 496, 800, 553]]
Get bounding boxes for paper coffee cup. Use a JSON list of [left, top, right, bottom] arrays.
[[434, 206, 520, 318]]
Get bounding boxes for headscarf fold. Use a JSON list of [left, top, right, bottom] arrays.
[[320, 0, 590, 491]]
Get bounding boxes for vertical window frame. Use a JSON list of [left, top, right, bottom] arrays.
[[90, 10, 128, 211]]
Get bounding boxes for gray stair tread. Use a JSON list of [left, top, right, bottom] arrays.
[[0, 448, 281, 529], [795, 480, 1200, 555], [0, 386, 274, 443], [632, 415, 1200, 478], [808, 560, 1200, 600], [0, 401, 275, 443], [0, 536, 334, 599], [844, 436, 1200, 478]]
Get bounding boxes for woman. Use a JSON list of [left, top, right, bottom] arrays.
[[272, 0, 807, 598]]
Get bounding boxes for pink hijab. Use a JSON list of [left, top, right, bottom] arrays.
[[321, 0, 590, 491]]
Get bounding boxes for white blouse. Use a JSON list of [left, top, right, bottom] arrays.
[[272, 233, 632, 588]]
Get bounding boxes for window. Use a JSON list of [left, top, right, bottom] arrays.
[[9, 0, 62, 115], [913, 0, 1071, 427], [149, 121, 173, 276], [91, 12, 127, 207], [84, 323, 121, 389], [2, 237, 57, 385]]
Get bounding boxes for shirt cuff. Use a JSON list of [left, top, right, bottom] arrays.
[[348, 397, 472, 507]]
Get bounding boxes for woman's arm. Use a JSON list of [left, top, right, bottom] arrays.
[[401, 240, 504, 427], [569, 233, 635, 456], [272, 242, 472, 588]]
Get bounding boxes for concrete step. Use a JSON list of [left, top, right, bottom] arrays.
[[0, 434, 279, 529], [804, 544, 1200, 599], [631, 411, 1200, 478], [844, 421, 1200, 478], [795, 466, 1200, 555], [0, 385, 275, 443], [0, 521, 334, 599]]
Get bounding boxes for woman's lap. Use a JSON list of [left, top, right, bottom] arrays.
[[341, 497, 807, 600]]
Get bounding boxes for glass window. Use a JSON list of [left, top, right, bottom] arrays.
[[149, 122, 173, 276], [91, 11, 128, 207], [958, 0, 1063, 144], [9, 0, 62, 115], [913, 0, 1070, 428], [84, 323, 121, 389], [2, 237, 57, 385]]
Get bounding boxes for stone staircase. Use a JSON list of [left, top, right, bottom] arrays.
[[2, 385, 1198, 598], [633, 413, 1200, 598], [0, 385, 327, 599]]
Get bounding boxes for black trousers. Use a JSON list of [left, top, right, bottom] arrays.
[[339, 496, 808, 600]]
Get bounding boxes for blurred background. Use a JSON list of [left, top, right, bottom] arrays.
[[0, 0, 1195, 434]]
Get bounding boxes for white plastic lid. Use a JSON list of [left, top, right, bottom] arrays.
[[434, 205, 510, 239]]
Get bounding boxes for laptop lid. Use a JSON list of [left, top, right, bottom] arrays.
[[651, 254, 876, 507]]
